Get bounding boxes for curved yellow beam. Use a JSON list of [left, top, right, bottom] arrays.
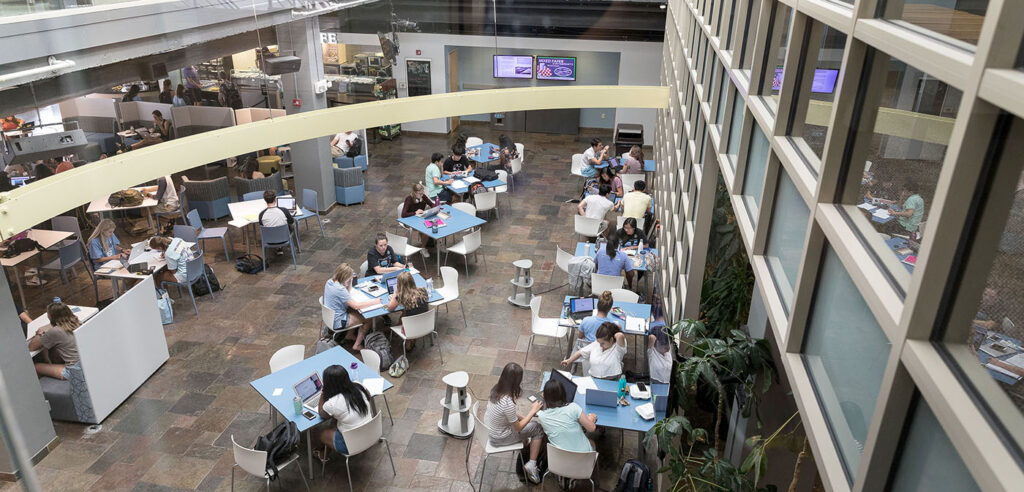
[[0, 85, 668, 237]]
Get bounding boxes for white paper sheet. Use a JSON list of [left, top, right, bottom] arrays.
[[872, 209, 891, 219], [451, 179, 467, 188], [361, 378, 386, 395], [856, 203, 874, 211], [272, 388, 283, 396], [625, 316, 648, 334], [573, 376, 598, 394], [464, 176, 481, 184], [1004, 353, 1024, 369]]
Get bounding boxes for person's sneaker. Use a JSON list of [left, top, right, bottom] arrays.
[[523, 461, 541, 484], [25, 277, 47, 286], [276, 248, 284, 256], [422, 249, 430, 258]]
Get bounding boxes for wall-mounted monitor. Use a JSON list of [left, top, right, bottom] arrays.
[[536, 56, 577, 81], [493, 55, 534, 79], [772, 67, 840, 94]]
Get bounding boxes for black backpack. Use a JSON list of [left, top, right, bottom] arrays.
[[363, 331, 394, 370], [253, 421, 300, 480], [612, 459, 651, 492], [222, 82, 243, 110], [2, 238, 42, 258], [235, 254, 264, 274], [345, 136, 362, 158], [191, 264, 221, 296], [475, 169, 498, 182]]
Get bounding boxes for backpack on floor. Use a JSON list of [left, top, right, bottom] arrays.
[[612, 459, 651, 492], [254, 421, 300, 481], [235, 254, 264, 274], [469, 182, 487, 195], [363, 331, 394, 371], [191, 264, 221, 296]]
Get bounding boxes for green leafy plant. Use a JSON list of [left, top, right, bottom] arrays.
[[700, 174, 755, 338]]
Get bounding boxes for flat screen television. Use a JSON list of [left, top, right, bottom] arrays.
[[771, 67, 840, 93], [536, 56, 576, 81], [493, 55, 534, 79]]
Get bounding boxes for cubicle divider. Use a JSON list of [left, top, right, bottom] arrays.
[[172, 106, 236, 138], [46, 275, 169, 423], [235, 108, 286, 125], [118, 101, 173, 131], [59, 96, 120, 155]]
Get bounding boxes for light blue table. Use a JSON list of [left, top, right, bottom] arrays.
[[445, 169, 505, 194], [250, 346, 393, 476], [560, 295, 652, 363], [884, 237, 915, 272], [355, 272, 443, 319], [575, 241, 658, 273], [397, 204, 486, 272], [467, 143, 500, 164], [860, 199, 897, 224], [975, 332, 1024, 385], [642, 159, 655, 173], [540, 371, 668, 436]]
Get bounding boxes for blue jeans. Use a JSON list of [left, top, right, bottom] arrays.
[[333, 429, 349, 454]]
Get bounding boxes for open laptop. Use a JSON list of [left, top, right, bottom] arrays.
[[585, 389, 619, 407], [421, 205, 441, 219], [550, 369, 578, 400], [126, 241, 150, 264], [385, 275, 399, 295], [10, 176, 30, 187], [277, 196, 298, 214], [293, 372, 324, 413], [568, 297, 595, 321], [135, 127, 151, 139]]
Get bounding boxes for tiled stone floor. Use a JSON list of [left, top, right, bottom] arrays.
[[5, 125, 655, 491]]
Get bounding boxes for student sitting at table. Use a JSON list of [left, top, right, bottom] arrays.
[[575, 291, 620, 352], [562, 322, 627, 379], [594, 235, 632, 289], [149, 235, 196, 287], [882, 182, 926, 238], [425, 152, 455, 204], [236, 156, 265, 180], [386, 271, 429, 352], [622, 145, 644, 174], [598, 167, 623, 198], [259, 190, 295, 256], [324, 263, 382, 351], [314, 364, 374, 460], [581, 138, 608, 178], [402, 183, 436, 251], [647, 296, 672, 383], [141, 175, 179, 231], [621, 180, 652, 221], [577, 184, 615, 235], [537, 378, 597, 454], [616, 217, 645, 251], [29, 299, 81, 380], [444, 144, 473, 175], [497, 134, 519, 172], [87, 219, 126, 270], [485, 362, 545, 484], [130, 110, 173, 150], [367, 233, 405, 276]]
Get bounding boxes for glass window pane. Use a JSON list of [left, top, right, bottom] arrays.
[[881, 0, 989, 47], [802, 246, 891, 478], [716, 68, 730, 126], [742, 123, 770, 224], [727, 92, 745, 163], [851, 53, 962, 283], [788, 24, 847, 162], [764, 169, 809, 312], [888, 397, 981, 492], [759, 3, 794, 105], [739, 0, 764, 72]]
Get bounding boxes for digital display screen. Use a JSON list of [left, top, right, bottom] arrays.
[[536, 56, 577, 81], [493, 55, 534, 79], [772, 67, 840, 94]]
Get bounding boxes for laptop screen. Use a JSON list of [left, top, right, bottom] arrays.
[[550, 369, 577, 400], [294, 372, 323, 401], [570, 297, 594, 315], [10, 177, 30, 187], [386, 275, 399, 295], [278, 197, 296, 210]]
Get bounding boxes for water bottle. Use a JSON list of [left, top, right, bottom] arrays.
[[292, 396, 302, 415], [639, 239, 645, 254], [618, 374, 627, 399], [426, 278, 435, 296], [431, 221, 438, 234]]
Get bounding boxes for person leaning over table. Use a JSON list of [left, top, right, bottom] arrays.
[[484, 362, 545, 484], [130, 110, 172, 150], [87, 219, 127, 270], [443, 143, 473, 175], [324, 262, 382, 351], [563, 322, 627, 380], [367, 232, 405, 276], [577, 184, 615, 235], [313, 364, 374, 460], [616, 217, 645, 250], [880, 181, 925, 237], [575, 290, 621, 352], [536, 378, 597, 455], [402, 183, 436, 252], [28, 299, 81, 380], [386, 271, 429, 352], [148, 235, 196, 287], [425, 152, 454, 204], [598, 167, 623, 198]]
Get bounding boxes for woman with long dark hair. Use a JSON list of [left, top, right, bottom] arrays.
[[316, 364, 373, 456], [483, 362, 544, 483], [536, 379, 596, 452], [594, 233, 628, 280]]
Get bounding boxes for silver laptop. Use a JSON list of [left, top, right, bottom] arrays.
[[293, 372, 324, 413], [277, 196, 298, 214], [127, 241, 149, 265], [421, 206, 441, 218]]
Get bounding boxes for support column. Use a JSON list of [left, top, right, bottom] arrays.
[[276, 18, 335, 211]]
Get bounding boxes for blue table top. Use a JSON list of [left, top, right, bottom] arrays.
[[467, 143, 500, 164], [446, 170, 506, 194], [397, 204, 486, 240], [593, 159, 654, 172], [540, 372, 668, 433], [575, 241, 657, 272], [643, 159, 655, 172], [860, 199, 897, 224], [354, 272, 443, 318], [976, 332, 1024, 385], [884, 237, 915, 272], [250, 346, 393, 432], [560, 295, 652, 326]]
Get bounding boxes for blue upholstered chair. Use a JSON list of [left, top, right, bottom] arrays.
[[334, 167, 364, 206], [182, 177, 231, 219], [234, 172, 284, 201], [332, 156, 355, 169], [354, 154, 368, 171]]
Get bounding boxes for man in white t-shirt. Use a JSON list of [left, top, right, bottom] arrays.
[[331, 131, 357, 156], [578, 184, 615, 234]]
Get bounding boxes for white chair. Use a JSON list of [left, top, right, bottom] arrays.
[[385, 231, 425, 271], [616, 215, 645, 232], [525, 296, 569, 365], [543, 443, 598, 490], [474, 190, 498, 219], [451, 202, 477, 227], [465, 401, 527, 491], [359, 260, 369, 278], [570, 154, 586, 185], [494, 170, 511, 210], [591, 273, 624, 293], [359, 349, 394, 425], [608, 288, 639, 303], [231, 435, 309, 491], [396, 201, 413, 236], [325, 412, 396, 490], [390, 309, 443, 365], [620, 173, 645, 193], [430, 266, 467, 329], [269, 345, 305, 373], [445, 229, 485, 280], [550, 245, 573, 284], [508, 153, 523, 191], [515, 143, 524, 162], [575, 215, 604, 242], [320, 295, 361, 339], [465, 137, 483, 148]]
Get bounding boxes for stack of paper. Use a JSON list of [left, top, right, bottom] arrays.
[[872, 209, 891, 219], [856, 203, 874, 211], [464, 176, 480, 184], [451, 179, 467, 188], [625, 316, 648, 334], [572, 376, 598, 394]]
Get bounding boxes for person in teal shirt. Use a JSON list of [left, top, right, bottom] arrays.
[[886, 183, 925, 235], [424, 152, 453, 203], [537, 379, 597, 453]]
